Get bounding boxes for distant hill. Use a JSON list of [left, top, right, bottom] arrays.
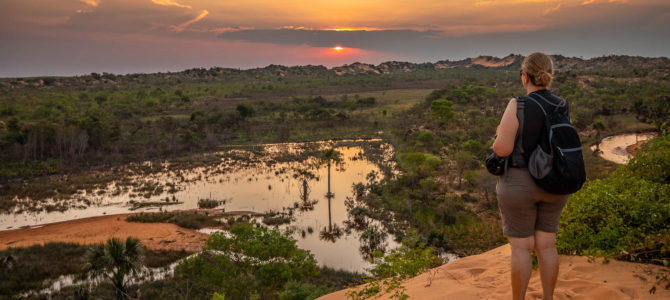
[[1, 54, 668, 88]]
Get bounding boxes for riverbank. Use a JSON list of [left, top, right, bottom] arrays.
[[0, 213, 208, 252], [318, 244, 669, 300]]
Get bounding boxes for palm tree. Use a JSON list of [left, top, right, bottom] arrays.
[[319, 223, 343, 243], [293, 168, 318, 211], [84, 237, 144, 300], [320, 148, 343, 232]]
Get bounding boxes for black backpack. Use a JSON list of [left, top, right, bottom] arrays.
[[513, 93, 586, 195]]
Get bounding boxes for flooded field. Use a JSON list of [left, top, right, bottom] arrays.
[[0, 140, 398, 272]]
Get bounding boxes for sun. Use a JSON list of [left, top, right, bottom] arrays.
[[333, 46, 344, 52]]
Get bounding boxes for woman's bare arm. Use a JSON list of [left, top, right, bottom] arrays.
[[492, 98, 519, 157]]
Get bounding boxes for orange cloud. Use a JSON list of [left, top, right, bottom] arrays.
[[77, 0, 101, 13], [279, 25, 314, 30], [80, 0, 100, 7], [152, 0, 192, 9], [582, 0, 628, 4], [474, 0, 557, 6], [169, 9, 209, 32], [209, 26, 255, 33], [544, 3, 562, 14], [325, 27, 381, 31]]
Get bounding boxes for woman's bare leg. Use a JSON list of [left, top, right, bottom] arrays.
[[534, 230, 559, 300], [509, 236, 534, 300]]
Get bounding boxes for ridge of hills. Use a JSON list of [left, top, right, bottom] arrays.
[[1, 54, 669, 88]]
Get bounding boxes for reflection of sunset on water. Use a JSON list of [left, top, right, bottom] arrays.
[[0, 141, 398, 272]]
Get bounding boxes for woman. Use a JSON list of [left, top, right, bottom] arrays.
[[492, 52, 570, 300]]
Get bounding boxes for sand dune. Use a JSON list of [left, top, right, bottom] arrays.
[[318, 244, 669, 300], [0, 213, 208, 252]]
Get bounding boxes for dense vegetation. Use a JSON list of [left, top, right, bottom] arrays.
[[0, 229, 362, 299], [2, 55, 666, 181], [173, 223, 321, 299], [558, 134, 670, 263]]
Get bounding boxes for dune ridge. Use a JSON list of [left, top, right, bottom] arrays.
[[318, 244, 669, 300]]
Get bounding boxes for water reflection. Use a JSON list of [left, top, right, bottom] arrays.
[[359, 225, 388, 261], [293, 169, 318, 212], [1, 140, 398, 272]]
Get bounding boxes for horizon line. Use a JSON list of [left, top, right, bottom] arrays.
[[2, 53, 669, 79]]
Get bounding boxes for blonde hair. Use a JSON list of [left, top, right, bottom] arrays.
[[522, 52, 554, 87]]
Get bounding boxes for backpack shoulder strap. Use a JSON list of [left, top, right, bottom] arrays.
[[525, 94, 548, 117], [530, 92, 566, 115], [527, 93, 562, 155], [511, 96, 527, 167], [514, 96, 525, 153]]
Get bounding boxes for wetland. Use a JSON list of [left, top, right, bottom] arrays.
[[1, 139, 398, 273]]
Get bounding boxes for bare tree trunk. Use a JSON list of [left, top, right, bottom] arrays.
[[327, 162, 332, 232], [301, 179, 308, 203]]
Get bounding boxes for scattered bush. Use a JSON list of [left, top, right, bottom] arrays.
[[126, 211, 209, 229], [126, 212, 176, 223], [198, 198, 223, 209], [174, 213, 208, 229]]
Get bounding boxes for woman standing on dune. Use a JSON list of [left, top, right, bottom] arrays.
[[492, 52, 572, 300]]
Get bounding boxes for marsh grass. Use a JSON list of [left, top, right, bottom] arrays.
[[0, 243, 88, 296], [126, 211, 221, 229], [197, 198, 225, 209], [128, 200, 182, 211], [261, 211, 293, 226], [0, 242, 193, 298]]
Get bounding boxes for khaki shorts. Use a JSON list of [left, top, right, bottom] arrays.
[[496, 168, 569, 238]]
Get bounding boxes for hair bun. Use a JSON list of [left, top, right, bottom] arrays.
[[535, 70, 553, 87], [522, 52, 554, 87]]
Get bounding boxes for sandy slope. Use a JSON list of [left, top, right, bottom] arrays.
[[0, 213, 208, 252], [318, 244, 669, 300]]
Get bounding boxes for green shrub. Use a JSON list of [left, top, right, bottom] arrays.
[[176, 223, 318, 299], [262, 213, 292, 226], [557, 134, 670, 263], [400, 152, 442, 173], [430, 99, 455, 123], [126, 212, 176, 223], [174, 213, 208, 229], [346, 233, 442, 300], [417, 131, 435, 144], [198, 198, 222, 209], [127, 212, 209, 229], [278, 281, 333, 300]]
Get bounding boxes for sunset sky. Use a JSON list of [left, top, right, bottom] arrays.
[[1, 0, 669, 77]]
